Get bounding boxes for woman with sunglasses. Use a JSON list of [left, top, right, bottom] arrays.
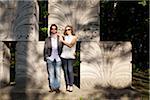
[[59, 25, 77, 92]]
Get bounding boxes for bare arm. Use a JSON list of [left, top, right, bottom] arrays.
[[59, 35, 77, 48]]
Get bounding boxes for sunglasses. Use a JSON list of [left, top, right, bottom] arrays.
[[65, 29, 71, 31]]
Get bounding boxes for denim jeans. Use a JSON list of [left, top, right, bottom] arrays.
[[62, 58, 74, 86], [47, 59, 61, 90]]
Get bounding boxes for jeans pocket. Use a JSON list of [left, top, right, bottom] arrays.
[[47, 59, 52, 63]]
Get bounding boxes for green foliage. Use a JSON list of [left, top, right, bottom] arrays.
[[133, 64, 140, 72], [73, 51, 80, 67], [138, 0, 147, 6], [40, 27, 48, 33], [76, 51, 80, 57], [38, 1, 48, 41], [73, 60, 80, 67], [39, 27, 48, 41], [80, 97, 83, 100], [100, 1, 149, 73], [43, 11, 48, 18], [38, 1, 48, 19], [9, 42, 16, 82]]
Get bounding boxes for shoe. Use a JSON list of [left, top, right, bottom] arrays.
[[55, 89, 60, 93], [69, 86, 73, 92], [49, 89, 54, 92], [10, 82, 16, 86], [66, 85, 70, 91]]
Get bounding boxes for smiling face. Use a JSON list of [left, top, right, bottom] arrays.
[[50, 24, 57, 35], [64, 25, 74, 36], [51, 26, 57, 34], [65, 27, 72, 35]]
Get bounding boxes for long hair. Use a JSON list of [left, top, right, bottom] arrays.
[[63, 25, 75, 36], [49, 24, 57, 35]]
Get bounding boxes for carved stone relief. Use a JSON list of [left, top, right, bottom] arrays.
[[15, 41, 48, 89], [48, 0, 100, 41], [80, 41, 132, 88], [0, 0, 39, 89], [0, 42, 11, 87], [0, 0, 39, 41], [0, 0, 133, 90]]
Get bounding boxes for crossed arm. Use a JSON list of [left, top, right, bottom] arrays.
[[58, 34, 77, 48]]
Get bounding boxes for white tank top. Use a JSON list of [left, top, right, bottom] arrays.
[[61, 35, 76, 59]]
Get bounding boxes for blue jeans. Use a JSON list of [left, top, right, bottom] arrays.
[[47, 59, 61, 90], [62, 58, 74, 86]]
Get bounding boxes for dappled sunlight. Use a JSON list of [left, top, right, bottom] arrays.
[[110, 59, 132, 88], [0, 42, 11, 87], [80, 41, 132, 88], [0, 1, 41, 99], [0, 1, 39, 41], [48, 0, 100, 41], [85, 85, 141, 100], [12, 1, 39, 41], [27, 42, 49, 90], [0, 1, 10, 40]]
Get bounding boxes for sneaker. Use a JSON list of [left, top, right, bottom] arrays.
[[10, 82, 16, 86], [66, 85, 70, 91], [55, 89, 60, 93], [49, 89, 54, 92], [69, 86, 73, 92]]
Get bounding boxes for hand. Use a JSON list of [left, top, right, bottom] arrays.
[[57, 33, 60, 37], [46, 57, 50, 61], [58, 34, 64, 42], [73, 52, 76, 56]]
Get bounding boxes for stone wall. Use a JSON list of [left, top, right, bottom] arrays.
[[48, 0, 132, 89], [0, 0, 40, 89], [0, 0, 132, 90], [15, 41, 49, 89], [0, 43, 3, 87], [13, 1, 39, 89], [48, 0, 100, 41], [0, 0, 39, 41], [0, 42, 11, 87], [80, 41, 132, 88]]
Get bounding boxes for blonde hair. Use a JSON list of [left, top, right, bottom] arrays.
[[63, 25, 75, 35]]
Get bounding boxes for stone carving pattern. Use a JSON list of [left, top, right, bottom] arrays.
[[0, 42, 11, 87], [15, 41, 49, 89], [0, 1, 10, 40], [12, 1, 39, 41], [48, 0, 100, 41], [0, 1, 39, 41], [80, 41, 132, 88]]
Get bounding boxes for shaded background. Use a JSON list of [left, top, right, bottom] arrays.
[[100, 0, 149, 94]]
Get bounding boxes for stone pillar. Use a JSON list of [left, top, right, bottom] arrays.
[[0, 42, 11, 88], [0, 0, 40, 90], [0, 0, 50, 91], [15, 41, 49, 90], [0, 42, 3, 87], [0, 0, 17, 41], [13, 1, 39, 89]]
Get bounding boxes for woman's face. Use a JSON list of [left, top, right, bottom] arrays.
[[65, 27, 72, 35], [51, 26, 57, 34]]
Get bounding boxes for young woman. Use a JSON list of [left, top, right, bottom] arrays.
[[59, 25, 77, 92]]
